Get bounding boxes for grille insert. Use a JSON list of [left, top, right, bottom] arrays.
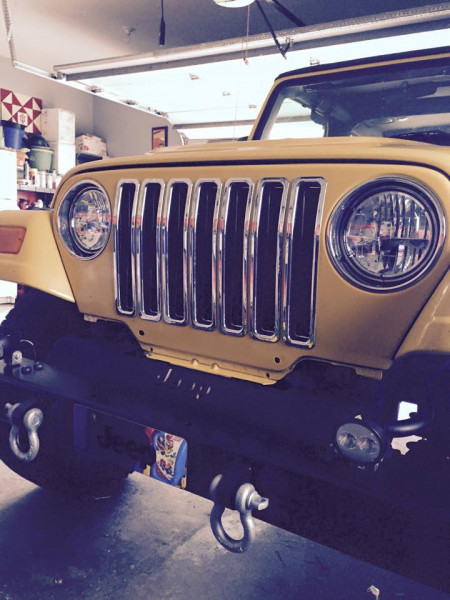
[[114, 176, 325, 347]]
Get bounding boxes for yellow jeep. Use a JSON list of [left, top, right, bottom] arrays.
[[0, 46, 449, 556]]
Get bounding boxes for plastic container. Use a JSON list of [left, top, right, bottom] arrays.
[[28, 146, 53, 172], [1, 120, 26, 149], [25, 133, 49, 148]]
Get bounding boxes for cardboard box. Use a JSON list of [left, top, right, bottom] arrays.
[[42, 108, 75, 143], [49, 141, 76, 175], [76, 134, 107, 157], [0, 89, 42, 134]]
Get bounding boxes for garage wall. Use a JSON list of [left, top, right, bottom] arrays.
[[0, 57, 182, 158], [93, 95, 182, 158], [0, 56, 94, 134]]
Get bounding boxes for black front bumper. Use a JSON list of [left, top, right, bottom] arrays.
[[0, 337, 449, 587]]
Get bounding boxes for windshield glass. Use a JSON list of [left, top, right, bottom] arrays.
[[256, 58, 450, 145]]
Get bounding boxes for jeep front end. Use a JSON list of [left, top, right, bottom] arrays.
[[0, 46, 448, 562]]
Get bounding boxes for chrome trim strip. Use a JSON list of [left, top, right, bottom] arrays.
[[189, 179, 222, 331], [162, 179, 192, 326], [136, 179, 165, 321], [114, 179, 140, 316], [249, 178, 289, 342], [282, 177, 327, 348], [218, 178, 254, 337]]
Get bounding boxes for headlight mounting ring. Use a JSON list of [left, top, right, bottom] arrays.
[[57, 180, 111, 260], [326, 177, 445, 292]]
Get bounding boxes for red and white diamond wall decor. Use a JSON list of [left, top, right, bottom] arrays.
[[1, 89, 42, 133]]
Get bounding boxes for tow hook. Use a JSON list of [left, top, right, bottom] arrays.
[[209, 473, 269, 553], [4, 402, 44, 462]]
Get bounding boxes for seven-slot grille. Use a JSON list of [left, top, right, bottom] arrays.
[[114, 176, 325, 347]]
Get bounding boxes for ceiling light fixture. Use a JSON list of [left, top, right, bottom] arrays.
[[213, 0, 255, 7]]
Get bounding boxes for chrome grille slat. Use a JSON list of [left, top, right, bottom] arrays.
[[137, 180, 164, 321], [115, 176, 325, 348], [162, 180, 192, 325], [190, 179, 221, 330], [114, 180, 139, 315], [218, 179, 254, 337], [283, 178, 326, 347], [250, 178, 288, 342]]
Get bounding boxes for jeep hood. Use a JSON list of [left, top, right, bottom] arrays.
[[69, 137, 450, 180]]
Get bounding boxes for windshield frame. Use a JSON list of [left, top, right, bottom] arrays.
[[251, 46, 450, 142]]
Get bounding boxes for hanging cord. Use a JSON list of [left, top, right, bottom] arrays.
[[159, 0, 166, 46], [1, 0, 17, 66], [255, 0, 288, 58], [232, 85, 240, 141], [236, 6, 252, 138], [269, 0, 306, 27], [243, 4, 251, 65]]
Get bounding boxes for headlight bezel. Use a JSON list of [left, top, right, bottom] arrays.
[[326, 177, 445, 292], [57, 180, 111, 260]]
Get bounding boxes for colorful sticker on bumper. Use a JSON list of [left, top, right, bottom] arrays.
[[138, 427, 187, 489], [74, 405, 188, 490]]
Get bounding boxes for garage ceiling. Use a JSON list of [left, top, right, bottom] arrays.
[[2, 1, 450, 140]]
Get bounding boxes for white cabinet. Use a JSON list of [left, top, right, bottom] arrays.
[[49, 140, 76, 174], [0, 148, 18, 302], [0, 148, 17, 210]]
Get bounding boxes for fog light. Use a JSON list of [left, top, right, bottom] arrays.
[[335, 420, 385, 464], [336, 431, 357, 450]]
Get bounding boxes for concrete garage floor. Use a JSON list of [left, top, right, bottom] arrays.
[[0, 462, 449, 600], [0, 302, 449, 600]]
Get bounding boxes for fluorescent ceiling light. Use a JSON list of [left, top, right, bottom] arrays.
[[55, 5, 450, 80], [74, 29, 450, 124], [58, 25, 450, 142]]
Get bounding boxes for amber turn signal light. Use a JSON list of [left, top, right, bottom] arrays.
[[0, 226, 26, 254]]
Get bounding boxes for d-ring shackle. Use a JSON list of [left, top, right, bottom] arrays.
[[209, 474, 269, 553], [4, 403, 44, 462]]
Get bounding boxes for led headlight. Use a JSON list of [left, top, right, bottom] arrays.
[[327, 178, 445, 291], [335, 419, 386, 465], [58, 181, 111, 259]]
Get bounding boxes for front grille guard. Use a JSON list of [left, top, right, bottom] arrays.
[[114, 176, 326, 347]]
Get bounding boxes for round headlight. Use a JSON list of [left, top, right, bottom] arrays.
[[327, 178, 445, 291], [58, 181, 111, 259]]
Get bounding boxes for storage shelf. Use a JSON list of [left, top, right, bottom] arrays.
[[18, 185, 54, 195]]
